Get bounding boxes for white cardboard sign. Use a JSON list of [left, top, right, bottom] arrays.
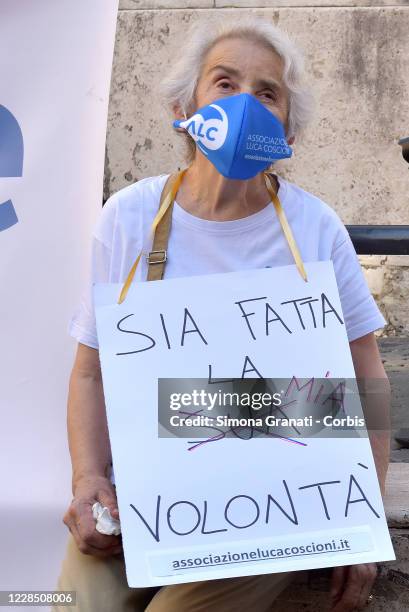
[[94, 261, 395, 587]]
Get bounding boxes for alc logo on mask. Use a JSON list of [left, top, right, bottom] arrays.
[[176, 104, 228, 153]]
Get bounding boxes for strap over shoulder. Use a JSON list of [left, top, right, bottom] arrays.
[[117, 170, 187, 304], [146, 172, 179, 282], [263, 171, 307, 282]]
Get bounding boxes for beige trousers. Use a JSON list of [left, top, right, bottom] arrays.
[[52, 534, 295, 612]]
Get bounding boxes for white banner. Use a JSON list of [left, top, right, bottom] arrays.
[[94, 262, 395, 587], [0, 0, 118, 592]]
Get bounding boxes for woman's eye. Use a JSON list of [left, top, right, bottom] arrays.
[[217, 80, 233, 90], [260, 91, 277, 101]]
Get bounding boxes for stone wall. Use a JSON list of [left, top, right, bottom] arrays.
[[104, 1, 409, 336]]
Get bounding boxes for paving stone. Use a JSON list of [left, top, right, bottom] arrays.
[[390, 449, 409, 463], [394, 428, 409, 448]]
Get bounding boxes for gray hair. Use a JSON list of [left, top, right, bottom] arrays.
[[160, 15, 315, 163]]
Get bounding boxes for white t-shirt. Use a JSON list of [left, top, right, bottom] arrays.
[[68, 173, 386, 486], [68, 172, 386, 350]]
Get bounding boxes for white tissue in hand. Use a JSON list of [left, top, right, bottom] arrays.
[[92, 502, 121, 536]]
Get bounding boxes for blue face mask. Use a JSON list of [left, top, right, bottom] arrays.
[[173, 92, 292, 180]]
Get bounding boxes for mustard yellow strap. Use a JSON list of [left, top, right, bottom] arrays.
[[117, 169, 188, 304], [263, 172, 308, 282]]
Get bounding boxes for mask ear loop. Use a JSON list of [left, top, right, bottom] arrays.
[[173, 109, 187, 133]]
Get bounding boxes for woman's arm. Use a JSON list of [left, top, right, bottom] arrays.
[[68, 342, 112, 489], [349, 331, 391, 496], [62, 342, 122, 557], [329, 332, 390, 610]]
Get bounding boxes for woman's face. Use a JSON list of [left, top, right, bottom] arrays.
[[187, 36, 294, 144]]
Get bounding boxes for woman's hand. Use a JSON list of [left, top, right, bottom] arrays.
[[330, 563, 378, 610], [63, 474, 123, 558]]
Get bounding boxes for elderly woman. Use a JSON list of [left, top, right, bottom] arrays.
[[54, 15, 390, 612]]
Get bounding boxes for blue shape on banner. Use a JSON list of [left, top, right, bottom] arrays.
[[0, 199, 18, 231], [0, 104, 24, 231]]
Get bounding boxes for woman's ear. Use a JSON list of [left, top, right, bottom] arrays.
[[172, 104, 188, 134], [173, 103, 187, 122]]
